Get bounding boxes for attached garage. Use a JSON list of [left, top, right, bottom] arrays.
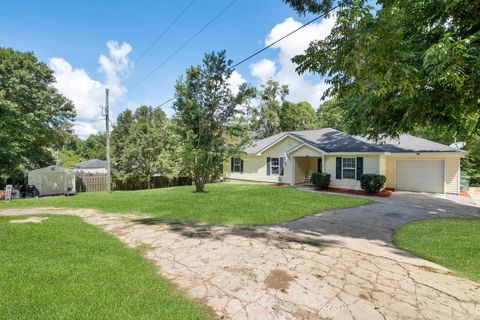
[[396, 160, 444, 193]]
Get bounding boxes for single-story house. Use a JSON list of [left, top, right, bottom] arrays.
[[73, 159, 107, 174], [223, 128, 464, 194]]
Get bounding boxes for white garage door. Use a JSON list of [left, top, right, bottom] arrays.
[[396, 160, 444, 193]]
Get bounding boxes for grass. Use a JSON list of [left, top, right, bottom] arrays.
[[0, 215, 212, 320], [0, 183, 370, 225], [395, 218, 480, 282]]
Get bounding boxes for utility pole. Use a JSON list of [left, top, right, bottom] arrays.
[[105, 88, 112, 192]]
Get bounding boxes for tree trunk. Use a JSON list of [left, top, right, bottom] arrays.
[[194, 178, 205, 193]]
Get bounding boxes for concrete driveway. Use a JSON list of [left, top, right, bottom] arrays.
[[1, 191, 479, 320]]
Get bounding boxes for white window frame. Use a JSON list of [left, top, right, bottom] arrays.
[[232, 158, 242, 173], [270, 157, 280, 175], [342, 157, 356, 180]]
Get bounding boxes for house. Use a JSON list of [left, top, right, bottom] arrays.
[[73, 159, 107, 174], [223, 128, 464, 194]]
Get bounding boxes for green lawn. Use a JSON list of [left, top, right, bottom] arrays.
[[0, 183, 370, 225], [0, 215, 211, 320], [395, 218, 480, 282]]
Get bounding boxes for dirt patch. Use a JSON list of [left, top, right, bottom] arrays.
[[10, 217, 48, 224], [264, 269, 294, 291]]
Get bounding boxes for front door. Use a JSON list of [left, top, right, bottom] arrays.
[[317, 158, 323, 173]]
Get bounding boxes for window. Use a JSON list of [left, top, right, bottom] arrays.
[[342, 157, 356, 179], [232, 158, 243, 173], [270, 157, 280, 175]]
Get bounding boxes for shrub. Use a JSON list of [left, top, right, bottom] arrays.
[[312, 172, 331, 190], [360, 174, 386, 194]]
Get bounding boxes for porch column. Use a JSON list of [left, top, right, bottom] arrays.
[[290, 155, 295, 185]]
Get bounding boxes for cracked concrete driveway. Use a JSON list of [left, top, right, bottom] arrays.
[[1, 190, 479, 320]]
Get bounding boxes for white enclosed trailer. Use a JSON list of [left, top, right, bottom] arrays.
[[28, 166, 75, 196]]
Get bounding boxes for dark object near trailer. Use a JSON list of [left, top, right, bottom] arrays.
[[22, 185, 40, 198]]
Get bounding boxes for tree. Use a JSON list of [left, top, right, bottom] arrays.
[[316, 98, 348, 131], [0, 48, 75, 176], [111, 106, 175, 187], [284, 0, 480, 139], [58, 132, 85, 167], [80, 132, 106, 160], [250, 80, 289, 138], [279, 101, 317, 131], [173, 51, 255, 192]]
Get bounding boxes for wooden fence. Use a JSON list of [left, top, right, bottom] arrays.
[[76, 174, 107, 192], [113, 176, 192, 191], [75, 174, 192, 192]]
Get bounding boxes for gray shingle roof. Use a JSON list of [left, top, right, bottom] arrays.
[[356, 135, 459, 153], [74, 159, 107, 169], [246, 129, 459, 154]]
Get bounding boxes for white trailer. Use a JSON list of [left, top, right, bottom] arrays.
[[28, 166, 75, 197]]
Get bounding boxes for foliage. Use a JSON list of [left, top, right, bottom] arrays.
[[0, 215, 211, 319], [360, 174, 386, 194], [250, 80, 319, 136], [111, 106, 176, 187], [80, 132, 106, 160], [0, 48, 75, 177], [0, 183, 371, 225], [58, 132, 85, 167], [395, 218, 480, 282], [316, 98, 348, 131], [250, 79, 288, 138], [173, 51, 255, 192], [285, 0, 480, 139], [312, 172, 331, 189], [279, 101, 317, 132]]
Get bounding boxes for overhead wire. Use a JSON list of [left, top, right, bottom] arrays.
[[128, 0, 237, 92], [155, 1, 343, 108], [134, 0, 197, 64]]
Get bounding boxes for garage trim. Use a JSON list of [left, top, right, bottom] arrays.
[[395, 159, 446, 194]]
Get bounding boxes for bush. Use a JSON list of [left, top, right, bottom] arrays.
[[312, 172, 331, 190], [360, 174, 386, 194]]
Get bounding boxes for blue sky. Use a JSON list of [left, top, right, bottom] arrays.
[[1, 0, 335, 137]]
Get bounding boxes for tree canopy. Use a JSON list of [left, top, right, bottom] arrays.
[[284, 0, 480, 139], [111, 106, 176, 186], [0, 48, 75, 177]]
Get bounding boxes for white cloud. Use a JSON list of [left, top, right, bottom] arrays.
[[249, 59, 276, 83], [250, 15, 336, 107], [49, 40, 133, 138], [226, 70, 246, 95]]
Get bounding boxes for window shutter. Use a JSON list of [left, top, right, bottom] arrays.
[[336, 157, 342, 179], [280, 157, 284, 176], [317, 158, 322, 173], [356, 157, 363, 180], [266, 157, 271, 175], [240, 159, 244, 173], [231, 157, 234, 172]]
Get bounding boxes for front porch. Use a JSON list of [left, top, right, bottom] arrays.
[[290, 156, 323, 185]]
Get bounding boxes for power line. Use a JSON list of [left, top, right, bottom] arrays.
[[230, 2, 342, 69], [128, 0, 237, 92], [134, 0, 197, 64], [155, 2, 343, 108]]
